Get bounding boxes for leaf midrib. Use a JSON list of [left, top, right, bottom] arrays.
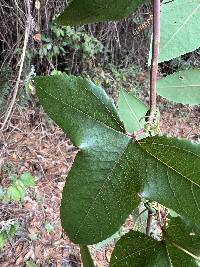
[[138, 141, 200, 189], [41, 87, 125, 137], [121, 90, 144, 130], [112, 244, 158, 266], [140, 141, 200, 159], [78, 79, 124, 132], [74, 139, 131, 240], [161, 3, 200, 51]]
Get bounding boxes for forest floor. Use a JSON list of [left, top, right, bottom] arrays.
[[0, 93, 199, 266]]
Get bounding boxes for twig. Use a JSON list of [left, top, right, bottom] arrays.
[[145, 0, 160, 235], [146, 211, 153, 236], [0, 0, 32, 131], [148, 0, 160, 125], [133, 208, 148, 230]]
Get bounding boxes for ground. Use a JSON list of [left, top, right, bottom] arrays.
[[0, 97, 199, 266]]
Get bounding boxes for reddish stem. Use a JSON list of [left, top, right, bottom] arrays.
[[149, 0, 160, 125], [145, 0, 161, 236], [126, 128, 145, 140]]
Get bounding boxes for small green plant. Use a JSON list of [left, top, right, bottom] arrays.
[[26, 260, 37, 267], [44, 222, 54, 233], [0, 172, 35, 249], [0, 219, 19, 249], [0, 172, 35, 203], [36, 23, 103, 62]]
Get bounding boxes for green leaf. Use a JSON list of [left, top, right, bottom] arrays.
[[0, 234, 5, 249], [15, 181, 26, 200], [28, 233, 38, 241], [53, 45, 60, 56], [118, 89, 148, 135], [35, 75, 200, 245], [26, 261, 37, 267], [80, 245, 95, 267], [164, 216, 200, 265], [55, 0, 147, 26], [20, 172, 35, 187], [6, 222, 19, 240], [7, 185, 21, 202], [34, 75, 126, 146], [0, 186, 4, 199], [35, 75, 140, 244], [137, 136, 200, 226], [110, 217, 200, 267], [149, 0, 200, 63], [44, 222, 54, 233], [110, 231, 170, 267], [157, 69, 200, 105]]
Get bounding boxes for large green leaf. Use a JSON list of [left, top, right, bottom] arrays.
[[157, 69, 200, 105], [110, 217, 200, 266], [34, 75, 125, 146], [35, 75, 141, 244], [80, 245, 95, 267], [149, 0, 200, 63], [118, 89, 148, 134], [35, 75, 200, 245], [110, 231, 170, 266], [164, 216, 200, 265], [55, 0, 147, 26], [138, 136, 200, 226]]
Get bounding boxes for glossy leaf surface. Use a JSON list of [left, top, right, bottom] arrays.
[[118, 89, 148, 135], [138, 136, 200, 226], [55, 0, 147, 26], [35, 75, 200, 245], [35, 75, 140, 244], [110, 217, 200, 266], [110, 231, 169, 266], [157, 69, 200, 105]]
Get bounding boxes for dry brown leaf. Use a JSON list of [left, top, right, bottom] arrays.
[[24, 246, 35, 261], [34, 242, 43, 259]]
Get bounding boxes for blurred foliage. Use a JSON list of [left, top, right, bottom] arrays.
[[0, 220, 19, 250], [0, 68, 13, 116], [0, 172, 35, 203], [83, 63, 148, 98], [38, 23, 103, 58], [30, 22, 103, 75]]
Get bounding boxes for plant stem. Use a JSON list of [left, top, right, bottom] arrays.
[[149, 0, 160, 124], [145, 0, 161, 236], [146, 211, 153, 236]]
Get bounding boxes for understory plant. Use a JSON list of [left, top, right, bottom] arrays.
[[34, 0, 200, 266], [0, 172, 35, 203], [32, 21, 103, 73], [0, 172, 35, 250]]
